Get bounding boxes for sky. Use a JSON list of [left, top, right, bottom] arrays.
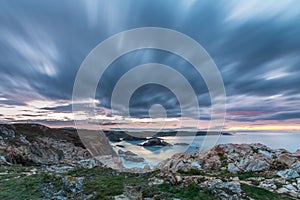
[[0, 0, 300, 131]]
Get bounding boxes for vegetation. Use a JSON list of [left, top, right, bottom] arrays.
[[241, 184, 293, 200], [142, 183, 215, 200], [0, 166, 295, 200]]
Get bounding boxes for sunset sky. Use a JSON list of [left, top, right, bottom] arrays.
[[0, 1, 299, 131]]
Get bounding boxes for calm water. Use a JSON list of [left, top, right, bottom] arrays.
[[112, 132, 300, 168]]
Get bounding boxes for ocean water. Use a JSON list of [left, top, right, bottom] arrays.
[[112, 132, 300, 168]]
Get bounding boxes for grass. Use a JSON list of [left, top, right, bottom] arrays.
[[0, 166, 295, 200], [67, 167, 158, 199], [241, 184, 293, 200], [0, 174, 46, 199], [142, 183, 215, 200]]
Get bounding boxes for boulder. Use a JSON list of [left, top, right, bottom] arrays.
[[278, 153, 296, 166], [291, 162, 300, 173], [228, 163, 240, 173], [277, 169, 300, 179]]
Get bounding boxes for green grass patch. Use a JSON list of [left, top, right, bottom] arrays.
[[0, 174, 47, 199], [68, 167, 156, 199], [142, 183, 215, 200], [241, 183, 292, 200]]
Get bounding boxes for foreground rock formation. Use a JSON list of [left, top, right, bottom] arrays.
[[1, 123, 300, 199], [0, 123, 118, 170], [156, 143, 300, 199]]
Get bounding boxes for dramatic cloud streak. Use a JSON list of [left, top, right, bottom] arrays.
[[0, 1, 299, 130]]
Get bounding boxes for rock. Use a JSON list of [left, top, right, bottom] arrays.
[[166, 173, 182, 185], [237, 155, 270, 172], [260, 183, 277, 190], [62, 176, 84, 193], [175, 175, 183, 183], [144, 164, 151, 171], [283, 184, 299, 198], [114, 194, 129, 200], [191, 161, 201, 169], [158, 143, 281, 174], [95, 155, 124, 169], [291, 162, 300, 173], [223, 181, 242, 194], [278, 153, 296, 166], [284, 184, 297, 191], [138, 137, 171, 146], [0, 155, 11, 165], [45, 165, 75, 173], [277, 169, 300, 179], [228, 163, 240, 173], [294, 149, 300, 157], [277, 187, 289, 194], [77, 158, 102, 169], [0, 124, 96, 167], [206, 179, 242, 199], [148, 177, 164, 186], [19, 135, 30, 145], [0, 126, 15, 137]]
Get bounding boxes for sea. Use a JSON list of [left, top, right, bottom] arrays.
[[111, 132, 300, 168]]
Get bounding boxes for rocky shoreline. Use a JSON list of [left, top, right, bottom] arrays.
[[1, 124, 300, 199]]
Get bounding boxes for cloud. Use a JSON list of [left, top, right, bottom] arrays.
[[0, 0, 299, 126]]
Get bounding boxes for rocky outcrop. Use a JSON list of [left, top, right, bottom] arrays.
[[157, 143, 300, 174], [0, 124, 118, 169], [138, 137, 171, 147], [155, 143, 300, 199]]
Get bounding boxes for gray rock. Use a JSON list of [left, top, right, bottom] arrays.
[[284, 184, 297, 191], [191, 161, 201, 169], [277, 169, 300, 179], [277, 187, 289, 194], [77, 158, 101, 169], [228, 163, 240, 173], [0, 155, 11, 165], [0, 126, 15, 137], [291, 162, 300, 173], [148, 177, 164, 186], [62, 176, 84, 193]]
